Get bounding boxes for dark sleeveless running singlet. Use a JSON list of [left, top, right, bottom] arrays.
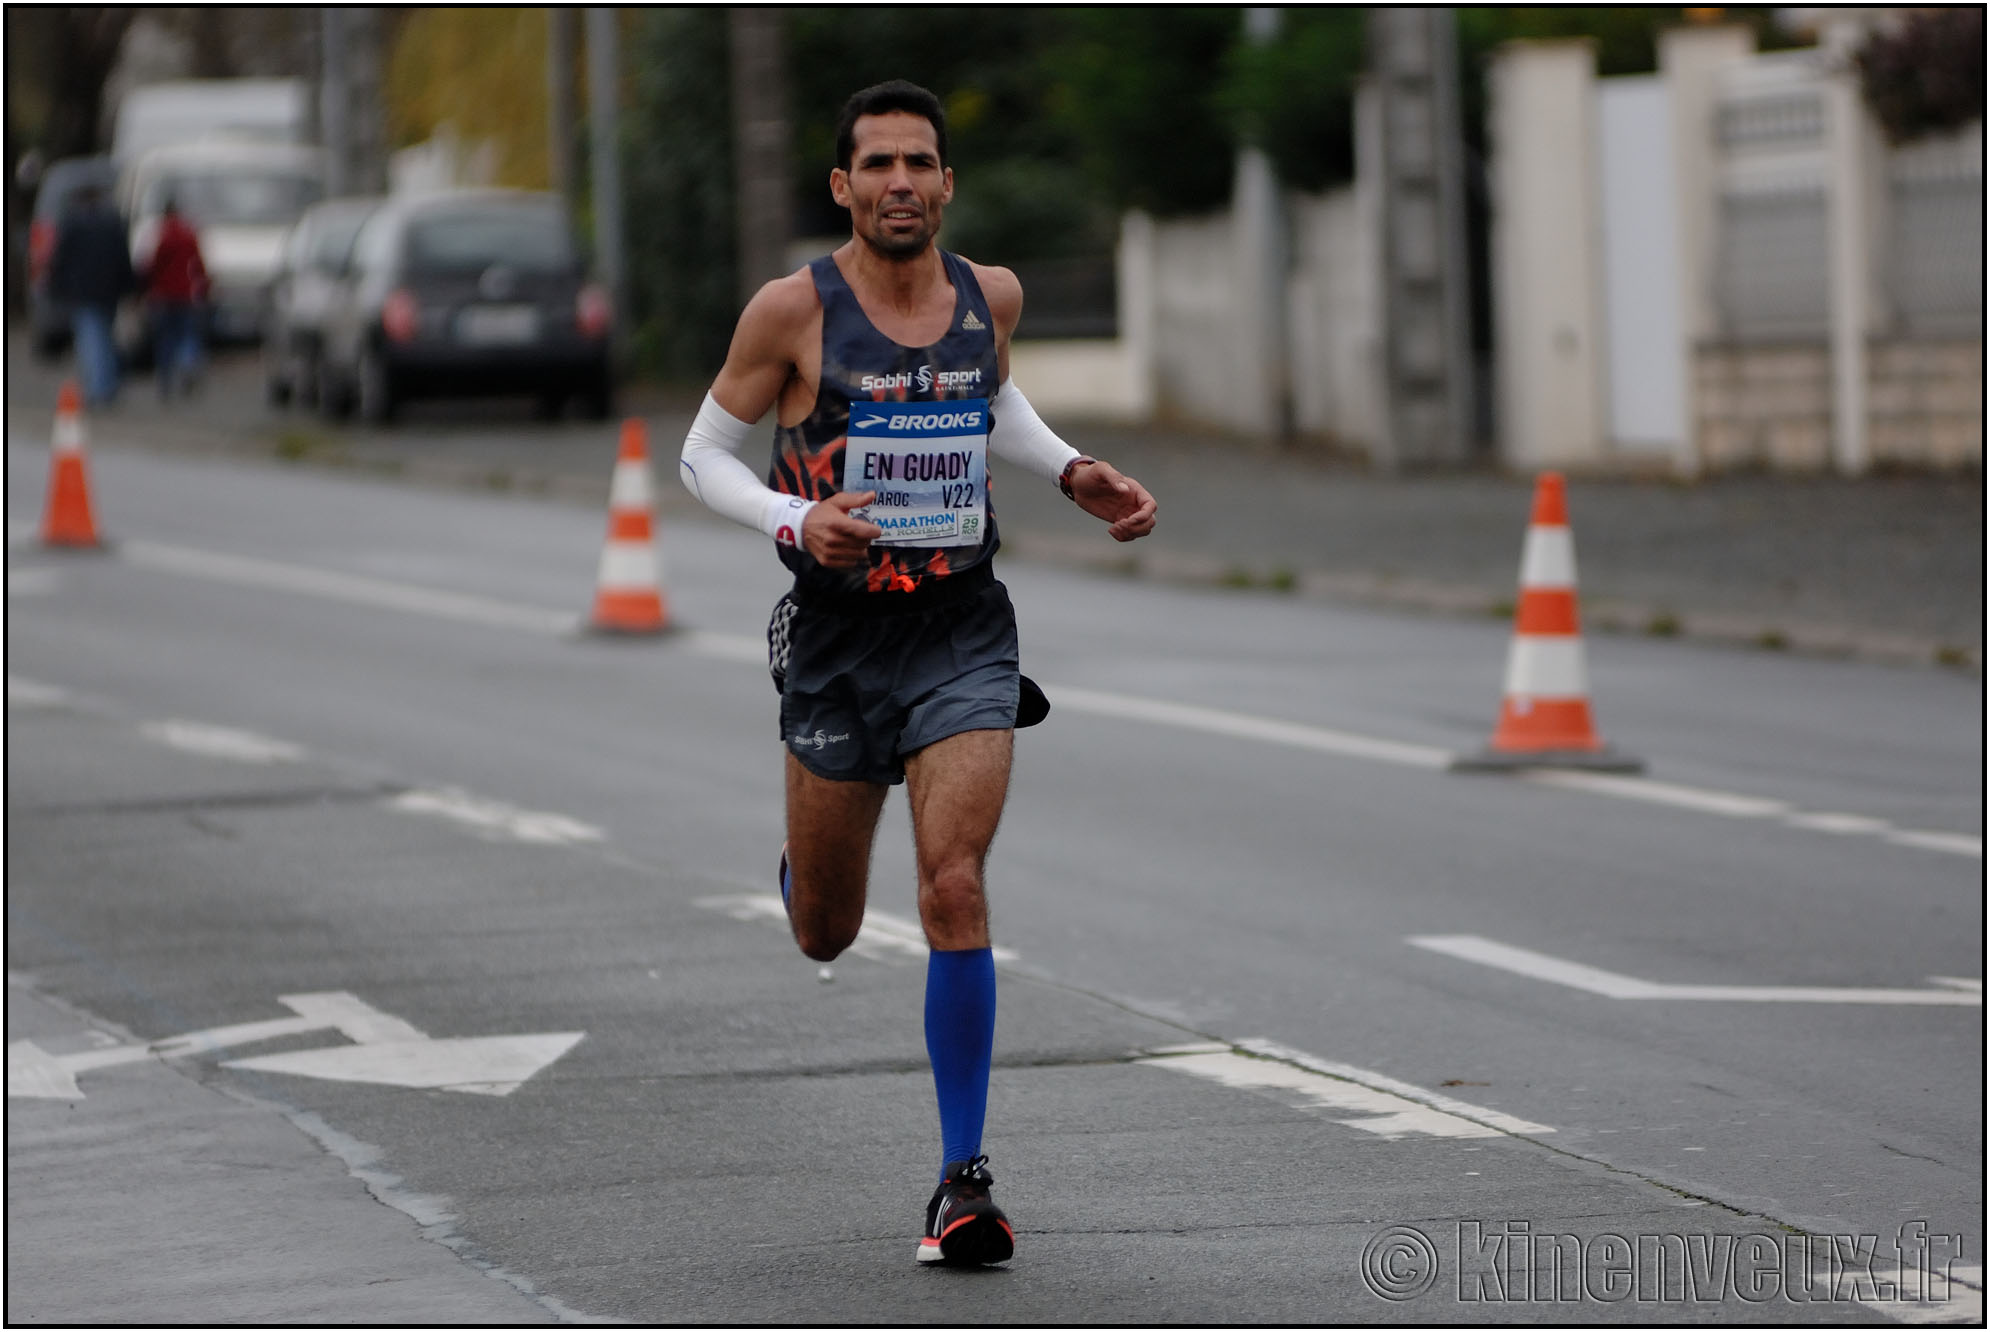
[[769, 251, 1001, 601]]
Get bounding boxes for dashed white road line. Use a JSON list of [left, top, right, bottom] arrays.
[[98, 538, 1982, 861], [8, 567, 59, 596], [140, 719, 306, 764], [1411, 934, 1983, 1006], [387, 788, 604, 846], [122, 539, 576, 636], [7, 675, 69, 708]]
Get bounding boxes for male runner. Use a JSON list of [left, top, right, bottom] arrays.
[[678, 79, 1156, 1267]]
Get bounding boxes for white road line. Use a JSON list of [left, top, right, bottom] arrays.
[[1411, 934, 1982, 1006], [1928, 977, 1983, 993], [7, 675, 69, 707], [122, 539, 577, 636], [1041, 683, 1453, 770], [140, 719, 306, 764], [1138, 1039, 1553, 1139], [8, 567, 58, 596], [1523, 769, 1792, 819], [1884, 828, 1985, 858], [387, 788, 604, 846], [694, 893, 1021, 964], [109, 538, 1979, 861]]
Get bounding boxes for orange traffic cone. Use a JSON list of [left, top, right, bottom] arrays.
[[589, 418, 670, 634], [41, 380, 102, 548], [1452, 472, 1642, 772]]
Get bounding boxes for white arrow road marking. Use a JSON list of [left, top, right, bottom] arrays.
[[695, 893, 1020, 964], [114, 540, 1981, 861], [8, 991, 584, 1099], [140, 719, 306, 764], [7, 675, 69, 708], [224, 1034, 586, 1097], [387, 788, 604, 845], [1411, 935, 1983, 1006], [1138, 1039, 1554, 1140]]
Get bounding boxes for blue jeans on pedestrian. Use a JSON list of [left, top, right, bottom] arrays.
[[70, 304, 119, 406], [153, 302, 204, 396]]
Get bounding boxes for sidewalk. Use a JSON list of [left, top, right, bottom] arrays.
[[7, 333, 1980, 668]]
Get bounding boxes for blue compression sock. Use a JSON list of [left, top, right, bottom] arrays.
[[925, 946, 997, 1178]]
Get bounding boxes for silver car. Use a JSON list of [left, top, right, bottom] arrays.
[[264, 197, 380, 406]]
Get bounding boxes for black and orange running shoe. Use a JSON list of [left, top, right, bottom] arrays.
[[917, 1156, 1014, 1266]]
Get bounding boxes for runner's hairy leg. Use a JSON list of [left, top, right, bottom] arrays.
[[905, 728, 1013, 950], [783, 754, 888, 961]]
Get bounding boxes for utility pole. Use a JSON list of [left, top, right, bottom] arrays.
[[320, 7, 349, 197], [1235, 7, 1291, 443], [547, 8, 577, 211], [319, 7, 385, 197], [1369, 6, 1475, 467], [586, 8, 626, 349], [729, 8, 792, 302]]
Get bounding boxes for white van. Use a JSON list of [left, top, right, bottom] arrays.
[[111, 80, 307, 164], [119, 140, 326, 345]]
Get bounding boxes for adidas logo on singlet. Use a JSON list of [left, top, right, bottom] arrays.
[[961, 310, 986, 331]]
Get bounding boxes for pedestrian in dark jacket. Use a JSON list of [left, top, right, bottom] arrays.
[[144, 197, 209, 398], [46, 183, 136, 406]]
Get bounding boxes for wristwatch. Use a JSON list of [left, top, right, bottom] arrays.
[[1058, 455, 1097, 501]]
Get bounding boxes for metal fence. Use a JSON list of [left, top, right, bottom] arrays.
[[1888, 129, 1984, 336]]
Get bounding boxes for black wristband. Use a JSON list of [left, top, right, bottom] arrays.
[[1058, 455, 1097, 501]]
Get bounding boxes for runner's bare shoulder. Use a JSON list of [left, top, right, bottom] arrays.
[[963, 260, 1023, 336], [730, 267, 823, 363]]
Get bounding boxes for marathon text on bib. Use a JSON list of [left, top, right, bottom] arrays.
[[846, 399, 989, 548]]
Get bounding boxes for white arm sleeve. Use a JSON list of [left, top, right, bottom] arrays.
[[988, 377, 1082, 484], [678, 392, 816, 543]]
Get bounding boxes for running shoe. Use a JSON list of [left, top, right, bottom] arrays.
[[917, 1156, 1014, 1266]]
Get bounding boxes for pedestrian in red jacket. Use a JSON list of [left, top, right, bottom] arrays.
[[145, 197, 208, 398]]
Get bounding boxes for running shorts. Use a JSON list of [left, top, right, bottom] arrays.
[[776, 571, 1020, 785]]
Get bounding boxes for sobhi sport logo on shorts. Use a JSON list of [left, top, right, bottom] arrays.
[[791, 729, 851, 751]]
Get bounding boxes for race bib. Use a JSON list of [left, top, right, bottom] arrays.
[[845, 399, 988, 547]]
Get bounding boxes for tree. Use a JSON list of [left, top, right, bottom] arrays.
[[5, 7, 135, 160], [1221, 8, 1367, 192], [1856, 8, 1986, 144], [1042, 8, 1240, 217], [623, 7, 736, 380], [384, 8, 552, 188]]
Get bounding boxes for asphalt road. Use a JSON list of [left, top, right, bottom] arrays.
[[6, 423, 1983, 1323]]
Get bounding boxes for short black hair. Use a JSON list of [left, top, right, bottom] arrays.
[[835, 80, 948, 172]]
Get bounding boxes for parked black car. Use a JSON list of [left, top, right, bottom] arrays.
[[26, 156, 119, 358], [264, 196, 380, 407], [317, 190, 614, 424]]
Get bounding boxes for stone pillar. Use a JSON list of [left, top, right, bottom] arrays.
[[1488, 39, 1604, 469], [1658, 24, 1755, 475]]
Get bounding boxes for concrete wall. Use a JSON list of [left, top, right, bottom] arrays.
[[1494, 22, 1981, 474], [1695, 337, 1983, 471]]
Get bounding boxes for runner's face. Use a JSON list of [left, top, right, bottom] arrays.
[[833, 112, 952, 259]]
